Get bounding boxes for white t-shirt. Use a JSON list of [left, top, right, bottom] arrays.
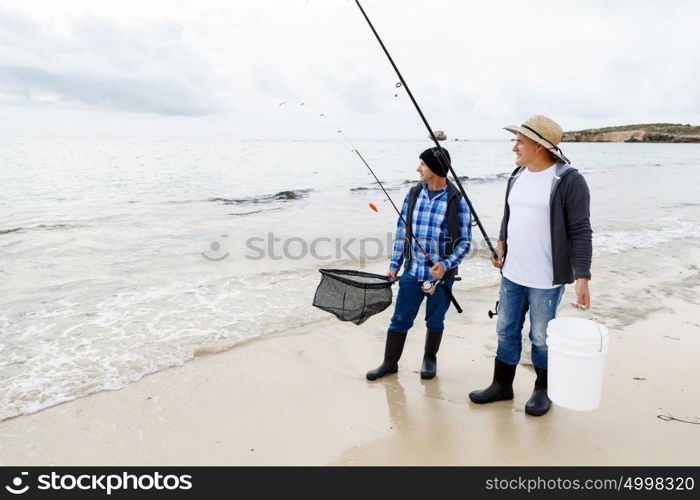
[[502, 166, 558, 289]]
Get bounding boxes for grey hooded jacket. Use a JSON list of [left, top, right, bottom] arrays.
[[498, 162, 592, 285]]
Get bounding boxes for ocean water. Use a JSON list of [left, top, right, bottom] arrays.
[[1, 137, 699, 421]]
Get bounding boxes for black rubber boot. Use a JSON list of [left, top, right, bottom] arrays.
[[525, 367, 552, 416], [468, 358, 516, 404], [420, 330, 443, 380], [366, 331, 407, 381]]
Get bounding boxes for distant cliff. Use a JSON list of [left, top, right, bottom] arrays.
[[562, 124, 700, 143]]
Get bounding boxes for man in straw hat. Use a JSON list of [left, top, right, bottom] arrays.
[[469, 115, 592, 416]]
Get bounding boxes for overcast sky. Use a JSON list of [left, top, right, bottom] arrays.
[[1, 0, 698, 139]]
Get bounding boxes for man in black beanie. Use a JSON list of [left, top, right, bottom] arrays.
[[367, 147, 472, 381]]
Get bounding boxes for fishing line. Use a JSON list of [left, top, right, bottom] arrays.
[[353, 0, 497, 261], [279, 99, 463, 313], [353, 148, 463, 313], [353, 0, 505, 318]]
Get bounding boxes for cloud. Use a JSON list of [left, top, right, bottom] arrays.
[[0, 0, 699, 138], [0, 6, 215, 116], [0, 64, 210, 115]]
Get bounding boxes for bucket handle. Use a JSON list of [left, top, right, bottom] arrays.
[[556, 304, 605, 353]]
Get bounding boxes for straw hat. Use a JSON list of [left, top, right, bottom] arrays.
[[504, 115, 570, 164]]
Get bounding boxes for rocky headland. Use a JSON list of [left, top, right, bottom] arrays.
[[562, 123, 700, 143]]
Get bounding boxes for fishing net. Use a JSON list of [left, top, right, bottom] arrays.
[[313, 269, 393, 325]]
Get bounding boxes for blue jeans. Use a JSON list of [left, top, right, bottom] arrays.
[[496, 276, 565, 369], [388, 272, 455, 334]]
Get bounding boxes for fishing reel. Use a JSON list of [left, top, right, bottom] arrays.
[[422, 280, 437, 295], [488, 300, 499, 319], [422, 276, 461, 296]]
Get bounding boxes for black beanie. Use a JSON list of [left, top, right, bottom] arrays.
[[419, 147, 450, 177]]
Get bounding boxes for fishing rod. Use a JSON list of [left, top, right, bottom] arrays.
[[353, 149, 463, 314], [354, 0, 498, 261], [283, 101, 463, 313]]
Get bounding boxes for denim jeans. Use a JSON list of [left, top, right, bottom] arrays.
[[388, 272, 455, 334], [496, 276, 565, 369]]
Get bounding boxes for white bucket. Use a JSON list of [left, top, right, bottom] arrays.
[[546, 317, 609, 411]]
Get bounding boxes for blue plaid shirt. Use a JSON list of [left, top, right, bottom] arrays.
[[389, 184, 472, 280]]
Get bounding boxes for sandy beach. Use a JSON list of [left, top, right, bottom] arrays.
[[1, 240, 699, 466], [2, 0, 700, 473]]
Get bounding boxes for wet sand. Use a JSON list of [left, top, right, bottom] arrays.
[[1, 241, 699, 465]]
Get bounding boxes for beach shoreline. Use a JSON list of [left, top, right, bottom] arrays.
[[1, 241, 699, 466]]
